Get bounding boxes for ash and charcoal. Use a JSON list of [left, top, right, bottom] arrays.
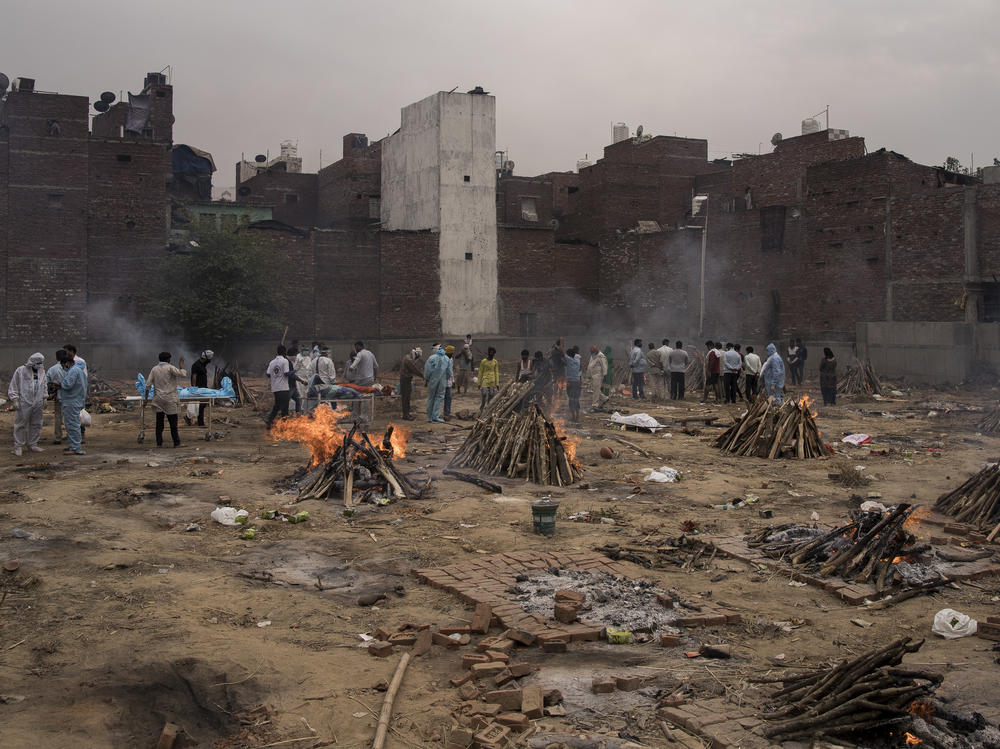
[[512, 569, 680, 633]]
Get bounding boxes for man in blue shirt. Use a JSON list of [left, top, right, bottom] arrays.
[[563, 344, 582, 423]]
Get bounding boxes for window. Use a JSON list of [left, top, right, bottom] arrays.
[[368, 197, 381, 219], [520, 197, 538, 222], [760, 206, 786, 251], [285, 193, 298, 204], [47, 194, 63, 207], [463, 175, 471, 183], [519, 312, 537, 338], [465, 252, 473, 260], [983, 283, 1000, 322], [116, 154, 132, 163]]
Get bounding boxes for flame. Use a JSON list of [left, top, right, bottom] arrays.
[[904, 732, 923, 745], [908, 701, 934, 718], [798, 394, 818, 418], [551, 416, 580, 464], [904, 505, 931, 537], [269, 405, 409, 465]]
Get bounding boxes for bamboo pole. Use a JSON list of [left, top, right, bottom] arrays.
[[372, 652, 410, 749]]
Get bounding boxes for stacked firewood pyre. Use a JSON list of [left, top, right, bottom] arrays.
[[271, 406, 428, 505], [838, 357, 883, 396], [758, 638, 967, 745], [746, 504, 931, 592], [214, 361, 259, 408], [977, 403, 1000, 434], [715, 395, 827, 459], [685, 350, 706, 390], [936, 463, 1000, 534], [449, 381, 583, 486]]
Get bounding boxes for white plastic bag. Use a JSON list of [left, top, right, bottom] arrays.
[[187, 403, 199, 420], [932, 608, 978, 639], [642, 466, 679, 483], [211, 507, 249, 526], [79, 409, 92, 427]]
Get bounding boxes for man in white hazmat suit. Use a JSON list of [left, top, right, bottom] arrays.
[[9, 352, 47, 456]]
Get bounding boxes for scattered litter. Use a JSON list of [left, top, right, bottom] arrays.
[[810, 511, 820, 521], [257, 620, 271, 628], [891, 390, 905, 397], [185, 523, 201, 532], [851, 617, 875, 628], [842, 434, 873, 446], [609, 412, 668, 432], [787, 580, 807, 587], [932, 608, 978, 639], [358, 633, 374, 642], [860, 501, 888, 513], [713, 501, 746, 511], [642, 466, 680, 483], [10, 528, 38, 540], [352, 712, 367, 718], [211, 507, 249, 526]]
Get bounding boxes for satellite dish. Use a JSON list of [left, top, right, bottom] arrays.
[[636, 125, 644, 139], [100, 91, 116, 104], [0, 73, 8, 92], [93, 100, 109, 113], [254, 154, 267, 163], [771, 132, 783, 146]]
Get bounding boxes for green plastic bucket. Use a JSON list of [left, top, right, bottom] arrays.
[[531, 499, 560, 536]]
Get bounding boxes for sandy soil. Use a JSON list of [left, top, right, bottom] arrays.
[[1, 376, 998, 748]]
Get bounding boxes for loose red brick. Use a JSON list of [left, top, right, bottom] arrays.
[[660, 633, 682, 647], [473, 722, 510, 746], [451, 672, 475, 687], [373, 626, 393, 641], [493, 669, 516, 686], [388, 632, 417, 645], [508, 663, 533, 677], [476, 636, 502, 652], [542, 689, 563, 706], [433, 631, 463, 649], [470, 603, 492, 634], [542, 639, 568, 653], [495, 712, 529, 729], [483, 688, 523, 710], [521, 685, 543, 719], [368, 641, 394, 657], [505, 628, 536, 646], [554, 589, 585, 605], [615, 675, 642, 691], [412, 628, 432, 656], [462, 653, 491, 669], [484, 650, 509, 664], [554, 602, 579, 624], [592, 677, 616, 694], [471, 662, 508, 678], [458, 683, 479, 701], [440, 624, 471, 635]]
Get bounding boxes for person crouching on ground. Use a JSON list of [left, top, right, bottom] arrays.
[[145, 351, 187, 447]]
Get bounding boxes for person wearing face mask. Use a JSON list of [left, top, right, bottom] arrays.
[[423, 346, 452, 423], [189, 350, 214, 426], [9, 353, 47, 456], [59, 355, 88, 456]]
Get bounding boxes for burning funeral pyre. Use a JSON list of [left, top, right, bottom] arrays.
[[449, 381, 583, 486], [746, 504, 934, 593], [715, 395, 828, 459], [758, 637, 1000, 747], [271, 405, 427, 504], [936, 462, 1000, 532]]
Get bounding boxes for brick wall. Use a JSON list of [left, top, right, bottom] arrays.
[[87, 139, 171, 337], [316, 134, 382, 228], [379, 231, 441, 338], [237, 171, 318, 227], [3, 92, 90, 340], [976, 184, 1000, 279], [497, 227, 598, 337], [313, 229, 381, 339], [0, 124, 8, 339]]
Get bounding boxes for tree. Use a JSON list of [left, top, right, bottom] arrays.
[[942, 156, 999, 179], [142, 228, 288, 349]]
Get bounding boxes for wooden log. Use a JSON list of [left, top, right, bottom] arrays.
[[372, 652, 411, 749], [442, 469, 503, 493]]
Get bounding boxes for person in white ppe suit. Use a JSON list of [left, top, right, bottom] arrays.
[[9, 352, 47, 456]]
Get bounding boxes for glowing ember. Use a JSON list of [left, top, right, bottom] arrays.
[[551, 417, 580, 464], [387, 424, 410, 459], [904, 732, 923, 745], [908, 701, 934, 718], [798, 393, 819, 419], [903, 505, 931, 537]]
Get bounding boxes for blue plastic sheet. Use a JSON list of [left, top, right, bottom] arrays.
[[136, 374, 236, 401]]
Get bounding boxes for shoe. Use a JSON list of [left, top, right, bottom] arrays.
[[52, 439, 62, 445], [156, 443, 164, 448], [196, 422, 205, 427], [403, 416, 415, 421], [29, 445, 43, 453], [12, 447, 22, 456], [183, 415, 192, 426], [433, 418, 446, 423], [173, 443, 181, 448], [72, 449, 86, 455]]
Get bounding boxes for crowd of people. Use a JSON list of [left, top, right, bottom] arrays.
[[6, 335, 840, 456]]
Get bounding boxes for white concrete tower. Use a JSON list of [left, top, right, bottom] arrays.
[[382, 91, 499, 335]]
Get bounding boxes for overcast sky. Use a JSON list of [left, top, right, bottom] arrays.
[[6, 0, 998, 183]]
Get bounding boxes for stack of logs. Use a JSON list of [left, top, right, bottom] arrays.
[[715, 396, 827, 459], [450, 403, 583, 486], [296, 423, 427, 504], [758, 638, 941, 742], [838, 358, 882, 396], [214, 361, 259, 409], [746, 504, 926, 592], [977, 403, 1000, 434], [480, 380, 535, 419], [935, 463, 1000, 532], [685, 350, 706, 391]]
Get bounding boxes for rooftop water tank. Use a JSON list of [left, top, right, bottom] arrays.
[[576, 159, 592, 172], [613, 122, 629, 144], [801, 118, 821, 135]]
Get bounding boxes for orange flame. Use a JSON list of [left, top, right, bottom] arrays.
[[904, 732, 923, 745], [908, 701, 934, 718], [551, 416, 580, 464], [269, 405, 410, 465], [798, 394, 818, 418]]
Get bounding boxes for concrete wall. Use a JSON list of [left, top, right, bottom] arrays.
[[856, 321, 976, 383], [381, 92, 499, 336]]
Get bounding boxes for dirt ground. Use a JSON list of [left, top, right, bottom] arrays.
[[1, 374, 998, 748]]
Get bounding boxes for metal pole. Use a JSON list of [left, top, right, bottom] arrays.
[[699, 215, 708, 336]]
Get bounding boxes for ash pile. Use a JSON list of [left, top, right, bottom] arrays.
[[747, 503, 946, 593], [511, 569, 680, 636]]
